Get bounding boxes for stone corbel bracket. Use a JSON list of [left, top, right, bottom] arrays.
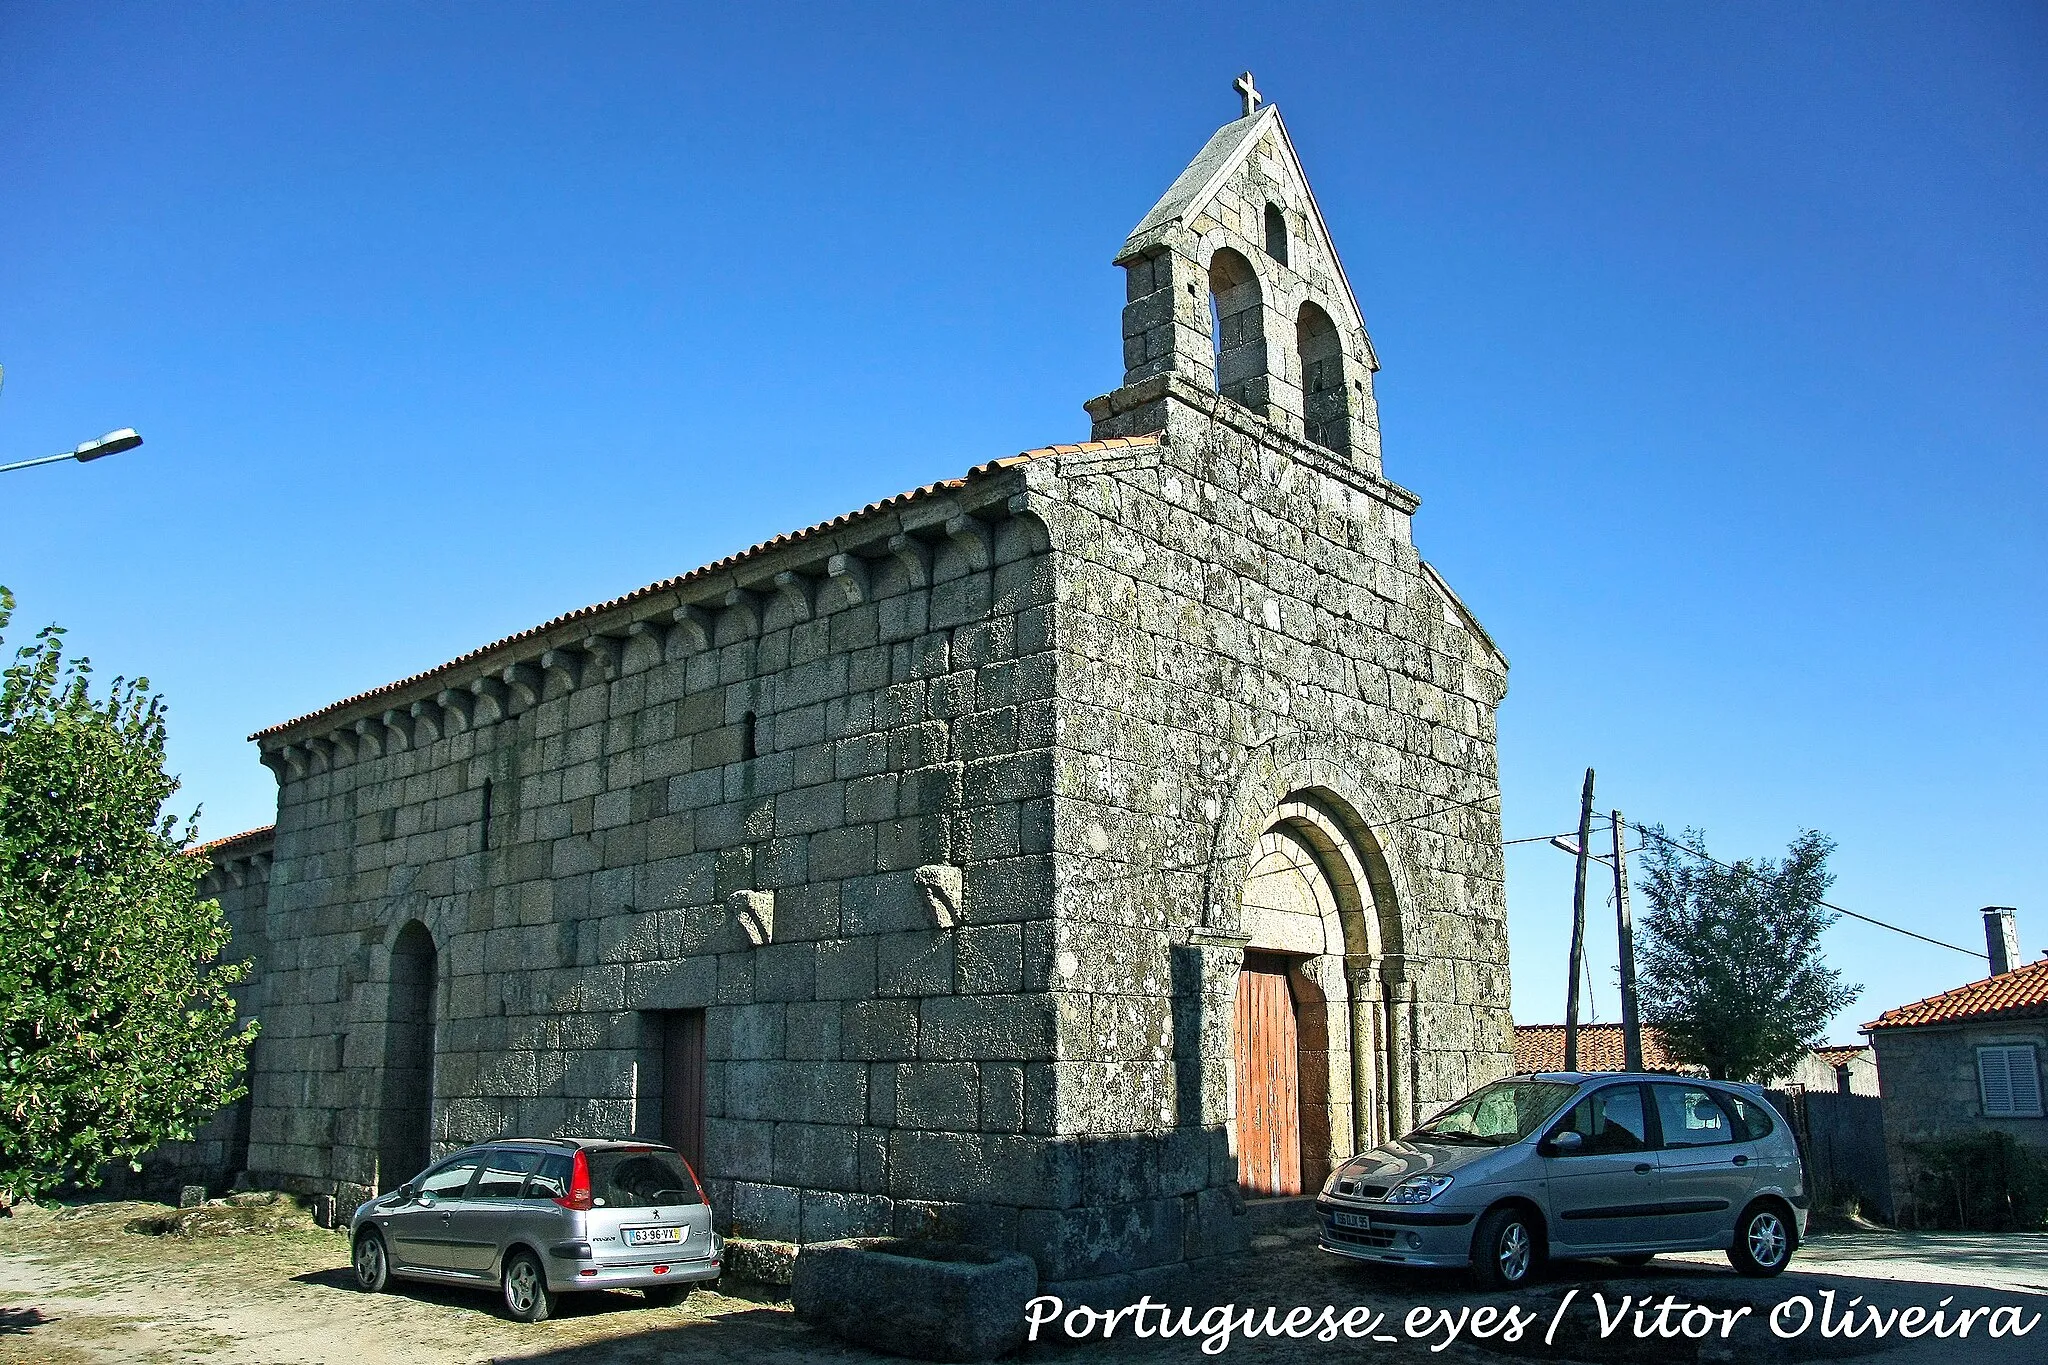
[[886, 533, 932, 589], [770, 571, 815, 624], [826, 552, 871, 609], [501, 663, 542, 711], [914, 864, 964, 929], [730, 890, 775, 947], [670, 603, 715, 655], [944, 515, 992, 573]]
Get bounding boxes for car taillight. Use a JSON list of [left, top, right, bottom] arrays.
[[555, 1150, 593, 1211], [681, 1157, 707, 1205]]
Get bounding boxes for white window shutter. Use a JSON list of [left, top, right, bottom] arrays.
[[2010, 1047, 2043, 1118], [1979, 1046, 2043, 1118]]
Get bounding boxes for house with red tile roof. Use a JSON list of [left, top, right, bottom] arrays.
[[1864, 907, 2045, 1223], [1512, 1023, 1877, 1095]]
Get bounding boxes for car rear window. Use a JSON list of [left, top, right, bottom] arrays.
[[475, 1149, 538, 1198], [525, 1153, 571, 1200], [588, 1148, 702, 1209], [1717, 1091, 1777, 1142]]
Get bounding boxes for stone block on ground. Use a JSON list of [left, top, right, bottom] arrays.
[[724, 1235, 798, 1287], [792, 1237, 1039, 1362]]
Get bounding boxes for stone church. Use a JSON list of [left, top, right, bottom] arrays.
[[183, 82, 1513, 1285]]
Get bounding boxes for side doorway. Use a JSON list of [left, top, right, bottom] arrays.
[[1234, 954, 1302, 1196], [656, 1010, 706, 1181]]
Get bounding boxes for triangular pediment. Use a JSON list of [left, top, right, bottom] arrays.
[[1118, 104, 1373, 366]]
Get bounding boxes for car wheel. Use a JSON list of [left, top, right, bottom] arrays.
[[1470, 1206, 1541, 1290], [501, 1250, 554, 1322], [1728, 1202, 1796, 1277], [1612, 1253, 1655, 1268], [643, 1285, 687, 1308], [352, 1229, 391, 1293]]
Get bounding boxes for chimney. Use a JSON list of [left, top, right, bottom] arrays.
[[1983, 907, 2019, 976]]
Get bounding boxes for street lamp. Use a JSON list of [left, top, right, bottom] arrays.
[[0, 428, 145, 476], [0, 365, 146, 475]]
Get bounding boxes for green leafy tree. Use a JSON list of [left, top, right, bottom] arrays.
[[1634, 826, 1859, 1082], [0, 588, 256, 1202]]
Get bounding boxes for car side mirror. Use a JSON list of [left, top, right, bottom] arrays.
[[1546, 1130, 1585, 1155], [395, 1183, 417, 1202]]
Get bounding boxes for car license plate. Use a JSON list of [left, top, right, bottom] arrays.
[[625, 1225, 685, 1247], [1333, 1211, 1372, 1230]]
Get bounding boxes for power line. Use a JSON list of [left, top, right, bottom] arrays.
[[1626, 823, 1986, 961]]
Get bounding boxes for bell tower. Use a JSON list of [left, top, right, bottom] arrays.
[[1086, 75, 1385, 476]]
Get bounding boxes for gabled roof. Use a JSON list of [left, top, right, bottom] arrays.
[[1866, 956, 2048, 1031], [249, 437, 1160, 744], [1123, 106, 1277, 248], [1116, 104, 1375, 370]]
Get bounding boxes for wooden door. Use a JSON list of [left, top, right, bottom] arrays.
[[660, 1010, 707, 1180], [1234, 959, 1302, 1196]]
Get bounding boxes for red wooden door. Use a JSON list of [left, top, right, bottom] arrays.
[[660, 1010, 706, 1181], [1234, 960, 1302, 1196]]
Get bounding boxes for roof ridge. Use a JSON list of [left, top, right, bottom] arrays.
[[1867, 954, 2048, 1030], [249, 437, 1160, 743]]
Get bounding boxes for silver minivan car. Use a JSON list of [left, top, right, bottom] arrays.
[[1317, 1073, 1806, 1288], [349, 1137, 722, 1321]]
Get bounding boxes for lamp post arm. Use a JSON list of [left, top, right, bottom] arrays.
[[0, 450, 81, 475]]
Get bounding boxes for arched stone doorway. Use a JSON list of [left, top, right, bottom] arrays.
[[377, 921, 438, 1191], [1230, 792, 1400, 1195]]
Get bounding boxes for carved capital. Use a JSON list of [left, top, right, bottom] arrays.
[[730, 889, 775, 947]]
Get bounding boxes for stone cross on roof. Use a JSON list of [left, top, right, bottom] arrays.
[[1234, 71, 1261, 118]]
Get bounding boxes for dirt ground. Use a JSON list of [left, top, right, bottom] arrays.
[[1, 1197, 2042, 1365]]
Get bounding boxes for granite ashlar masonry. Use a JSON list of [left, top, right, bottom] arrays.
[[194, 83, 1513, 1284]]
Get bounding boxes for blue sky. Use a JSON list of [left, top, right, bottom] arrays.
[[3, 3, 2042, 1041]]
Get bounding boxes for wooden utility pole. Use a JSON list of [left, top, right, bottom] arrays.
[[1564, 768, 1595, 1072], [1613, 810, 1643, 1072]]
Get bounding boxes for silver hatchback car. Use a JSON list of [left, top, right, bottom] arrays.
[[1317, 1073, 1806, 1288], [349, 1137, 722, 1321]]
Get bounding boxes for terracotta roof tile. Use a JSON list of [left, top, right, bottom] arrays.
[[1866, 956, 2048, 1030], [190, 825, 276, 860], [249, 437, 1159, 744], [1512, 1024, 1706, 1076]]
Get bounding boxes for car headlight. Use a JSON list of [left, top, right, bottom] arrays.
[[1383, 1174, 1454, 1204]]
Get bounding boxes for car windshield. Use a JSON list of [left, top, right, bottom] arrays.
[[587, 1148, 702, 1209], [1410, 1079, 1578, 1145]]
